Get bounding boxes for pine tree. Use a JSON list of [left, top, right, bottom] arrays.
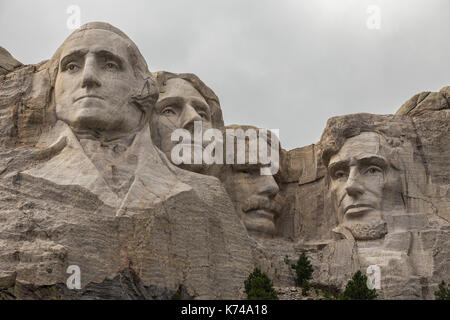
[[434, 281, 450, 300], [293, 252, 314, 295], [340, 270, 378, 300], [244, 268, 278, 300]]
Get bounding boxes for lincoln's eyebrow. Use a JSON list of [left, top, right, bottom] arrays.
[[357, 155, 388, 169], [328, 160, 349, 173], [60, 49, 88, 68]]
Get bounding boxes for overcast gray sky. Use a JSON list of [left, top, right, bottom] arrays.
[[1, 0, 449, 150]]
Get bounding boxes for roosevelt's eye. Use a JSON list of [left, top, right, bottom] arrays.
[[333, 170, 348, 180], [104, 61, 119, 70], [364, 166, 382, 175]]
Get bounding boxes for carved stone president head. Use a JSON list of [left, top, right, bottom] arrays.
[[208, 125, 281, 239], [47, 22, 158, 137], [151, 71, 224, 167], [320, 115, 415, 241]]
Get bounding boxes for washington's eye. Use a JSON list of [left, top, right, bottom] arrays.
[[365, 166, 382, 175], [199, 112, 208, 119], [66, 63, 79, 72]]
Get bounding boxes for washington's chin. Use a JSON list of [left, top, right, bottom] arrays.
[[244, 209, 276, 238]]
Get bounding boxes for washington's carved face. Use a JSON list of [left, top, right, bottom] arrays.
[[55, 29, 143, 134], [151, 78, 212, 160], [328, 132, 389, 239], [221, 135, 280, 238]]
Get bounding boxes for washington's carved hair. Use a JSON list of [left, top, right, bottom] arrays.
[[153, 71, 224, 129]]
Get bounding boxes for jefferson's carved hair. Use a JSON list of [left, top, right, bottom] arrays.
[[153, 71, 224, 129]]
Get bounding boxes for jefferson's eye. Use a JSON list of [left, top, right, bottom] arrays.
[[199, 112, 209, 119], [161, 107, 176, 116]]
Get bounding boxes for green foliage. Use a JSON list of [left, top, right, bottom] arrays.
[[340, 270, 378, 300], [171, 291, 181, 300], [301, 282, 310, 296], [293, 253, 314, 289], [434, 281, 450, 300], [244, 268, 278, 300]]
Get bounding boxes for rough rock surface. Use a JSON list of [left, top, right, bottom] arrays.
[[1, 23, 449, 300], [0, 47, 22, 75]]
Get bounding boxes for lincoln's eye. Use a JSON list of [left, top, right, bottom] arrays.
[[365, 166, 382, 175]]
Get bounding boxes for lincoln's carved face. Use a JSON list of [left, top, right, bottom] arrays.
[[151, 78, 212, 160], [328, 132, 391, 240], [55, 29, 143, 134]]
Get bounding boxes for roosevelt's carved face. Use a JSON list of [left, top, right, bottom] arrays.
[[220, 135, 280, 238], [151, 78, 212, 162], [328, 132, 390, 240], [55, 29, 143, 135]]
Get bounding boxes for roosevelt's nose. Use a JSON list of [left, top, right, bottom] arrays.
[[258, 176, 280, 198], [345, 168, 364, 197], [81, 56, 101, 89], [181, 104, 202, 132]]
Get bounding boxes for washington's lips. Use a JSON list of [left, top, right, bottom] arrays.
[[74, 95, 104, 102], [344, 204, 374, 216]]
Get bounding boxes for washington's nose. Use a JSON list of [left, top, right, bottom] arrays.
[[258, 176, 280, 198], [81, 57, 101, 88], [181, 104, 202, 132]]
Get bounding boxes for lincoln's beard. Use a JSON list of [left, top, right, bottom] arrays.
[[343, 219, 388, 240]]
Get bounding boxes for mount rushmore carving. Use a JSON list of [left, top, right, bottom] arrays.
[[0, 22, 448, 299]]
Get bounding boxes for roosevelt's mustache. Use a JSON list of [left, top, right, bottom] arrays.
[[241, 194, 282, 215]]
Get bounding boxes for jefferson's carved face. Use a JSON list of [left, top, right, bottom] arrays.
[[151, 78, 212, 160], [221, 135, 280, 238], [328, 132, 389, 239], [55, 29, 143, 134]]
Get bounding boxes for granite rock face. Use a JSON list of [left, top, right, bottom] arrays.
[[0, 22, 254, 300], [0, 22, 449, 300]]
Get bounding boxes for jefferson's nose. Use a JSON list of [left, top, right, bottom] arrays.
[[345, 168, 364, 197], [181, 104, 202, 132], [81, 56, 101, 88]]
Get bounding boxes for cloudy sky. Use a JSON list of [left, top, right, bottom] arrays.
[[1, 0, 449, 150]]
